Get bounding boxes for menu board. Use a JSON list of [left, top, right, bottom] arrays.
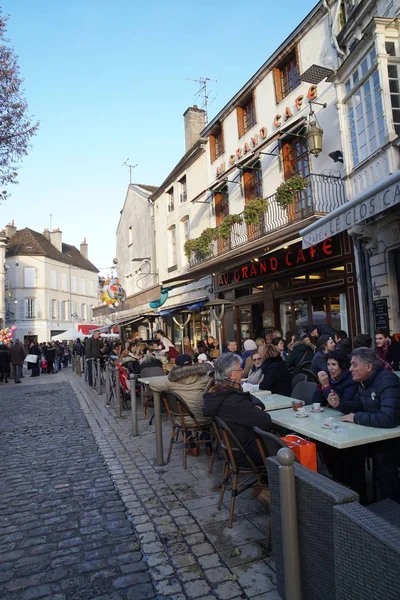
[[374, 298, 389, 330]]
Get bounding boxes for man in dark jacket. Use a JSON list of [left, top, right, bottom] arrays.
[[334, 330, 352, 356], [0, 342, 10, 382], [85, 332, 104, 386], [9, 339, 26, 383], [259, 344, 292, 396], [203, 353, 271, 466], [336, 347, 400, 502], [286, 333, 315, 373]]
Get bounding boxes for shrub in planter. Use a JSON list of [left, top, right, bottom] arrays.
[[275, 176, 307, 210], [243, 198, 268, 225], [219, 214, 243, 240]]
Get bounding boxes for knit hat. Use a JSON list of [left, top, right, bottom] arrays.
[[197, 353, 208, 362], [299, 331, 310, 341], [317, 334, 332, 349], [243, 339, 257, 351], [175, 354, 193, 367]]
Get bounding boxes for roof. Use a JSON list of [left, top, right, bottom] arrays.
[[133, 183, 159, 193], [6, 228, 99, 273]]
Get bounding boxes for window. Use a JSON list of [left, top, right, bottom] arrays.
[[81, 279, 86, 295], [167, 188, 174, 213], [71, 276, 77, 293], [237, 94, 256, 137], [386, 42, 400, 136], [210, 125, 224, 163], [61, 272, 68, 292], [51, 299, 57, 319], [51, 270, 57, 290], [168, 226, 177, 269], [274, 49, 300, 103], [128, 225, 133, 246], [243, 165, 263, 203], [25, 299, 35, 320], [61, 301, 68, 321], [345, 47, 385, 166], [24, 267, 35, 288], [81, 303, 86, 320], [72, 301, 77, 317], [181, 217, 190, 263], [214, 186, 229, 225], [179, 177, 187, 203]]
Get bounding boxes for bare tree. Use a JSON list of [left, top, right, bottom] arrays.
[[0, 12, 39, 202]]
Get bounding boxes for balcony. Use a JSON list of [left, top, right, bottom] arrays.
[[189, 173, 346, 268]]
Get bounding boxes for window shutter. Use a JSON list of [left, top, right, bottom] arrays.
[[20, 299, 25, 320], [210, 135, 216, 163], [273, 67, 283, 104], [35, 299, 41, 319], [49, 299, 52, 320], [57, 301, 61, 321], [237, 106, 245, 138]]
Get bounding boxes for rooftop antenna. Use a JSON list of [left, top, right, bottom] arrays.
[[122, 159, 138, 184], [186, 76, 218, 124], [50, 213, 52, 231]]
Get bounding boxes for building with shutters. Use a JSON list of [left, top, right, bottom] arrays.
[[4, 222, 99, 343]]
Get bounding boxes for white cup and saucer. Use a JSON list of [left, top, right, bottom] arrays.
[[322, 417, 334, 429], [311, 402, 324, 413], [295, 407, 308, 418]]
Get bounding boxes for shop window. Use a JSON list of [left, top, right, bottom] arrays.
[[273, 48, 300, 103], [237, 93, 256, 138], [327, 265, 345, 277], [210, 125, 224, 163], [252, 285, 264, 294], [235, 287, 251, 299]]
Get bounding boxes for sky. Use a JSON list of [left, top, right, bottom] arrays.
[[1, 0, 317, 271]]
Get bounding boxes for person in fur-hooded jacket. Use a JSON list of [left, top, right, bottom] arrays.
[[148, 356, 213, 428]]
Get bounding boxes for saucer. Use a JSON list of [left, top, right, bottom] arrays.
[[321, 423, 333, 429], [311, 408, 325, 413], [295, 413, 308, 418]]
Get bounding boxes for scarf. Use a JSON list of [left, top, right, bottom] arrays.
[[206, 378, 243, 393], [375, 340, 393, 370]]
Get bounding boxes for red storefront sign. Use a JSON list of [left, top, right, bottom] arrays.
[[216, 238, 336, 288]]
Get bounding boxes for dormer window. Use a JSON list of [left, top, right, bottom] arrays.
[[237, 93, 257, 138], [273, 48, 300, 103], [210, 125, 224, 163]]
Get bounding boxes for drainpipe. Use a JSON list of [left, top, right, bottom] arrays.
[[323, 0, 345, 63], [149, 198, 158, 286]]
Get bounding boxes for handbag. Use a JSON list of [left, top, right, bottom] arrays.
[[281, 434, 317, 471], [26, 353, 38, 364]]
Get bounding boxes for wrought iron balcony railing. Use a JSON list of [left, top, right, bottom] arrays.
[[189, 173, 346, 267]]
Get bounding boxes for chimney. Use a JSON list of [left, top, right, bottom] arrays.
[[50, 228, 62, 252], [184, 105, 206, 152], [43, 228, 50, 241], [80, 238, 88, 259], [5, 220, 17, 239]]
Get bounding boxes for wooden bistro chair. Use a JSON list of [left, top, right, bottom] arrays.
[[214, 416, 267, 528], [162, 391, 213, 470], [140, 366, 164, 418]]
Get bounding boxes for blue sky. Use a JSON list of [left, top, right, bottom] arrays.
[[1, 0, 317, 271]]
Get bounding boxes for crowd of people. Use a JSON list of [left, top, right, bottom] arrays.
[[0, 338, 72, 383]]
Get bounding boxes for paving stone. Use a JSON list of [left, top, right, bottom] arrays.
[[214, 580, 244, 599], [231, 560, 276, 596], [192, 542, 216, 557], [184, 579, 214, 598], [198, 553, 223, 569]]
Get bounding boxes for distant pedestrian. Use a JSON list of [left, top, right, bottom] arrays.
[[0, 342, 10, 383], [9, 339, 26, 383]]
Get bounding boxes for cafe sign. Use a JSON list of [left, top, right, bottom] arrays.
[[216, 237, 336, 287], [215, 85, 318, 178]]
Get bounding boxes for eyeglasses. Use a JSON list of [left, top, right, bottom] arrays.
[[232, 368, 244, 372], [253, 357, 262, 361]]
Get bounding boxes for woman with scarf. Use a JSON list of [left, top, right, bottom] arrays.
[[375, 328, 400, 371]]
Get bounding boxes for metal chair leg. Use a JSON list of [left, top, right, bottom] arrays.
[[183, 429, 188, 470], [218, 464, 229, 510], [166, 426, 176, 464], [228, 473, 238, 528]]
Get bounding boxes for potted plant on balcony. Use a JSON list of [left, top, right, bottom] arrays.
[[243, 198, 269, 225], [219, 214, 243, 240], [275, 176, 307, 210], [184, 228, 219, 260]]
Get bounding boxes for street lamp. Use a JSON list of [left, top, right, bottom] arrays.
[[305, 101, 326, 157], [204, 298, 233, 352]]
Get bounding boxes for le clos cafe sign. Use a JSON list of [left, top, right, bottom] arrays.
[[216, 238, 337, 287], [216, 85, 318, 178]]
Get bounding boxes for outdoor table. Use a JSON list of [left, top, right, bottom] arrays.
[[253, 392, 294, 411], [395, 371, 400, 378], [138, 376, 164, 466], [270, 406, 400, 449]]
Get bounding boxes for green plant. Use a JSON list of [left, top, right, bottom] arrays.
[[184, 227, 219, 260], [218, 213, 243, 240], [184, 239, 198, 259], [275, 176, 307, 209], [243, 197, 268, 225]]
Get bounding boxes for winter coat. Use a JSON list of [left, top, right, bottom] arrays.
[[335, 338, 352, 356], [85, 337, 103, 359], [202, 383, 271, 466], [46, 347, 55, 363], [387, 339, 400, 371], [311, 350, 329, 375], [149, 363, 213, 427], [247, 366, 263, 385], [340, 364, 400, 428], [286, 342, 314, 372], [314, 325, 337, 338], [259, 356, 292, 395], [312, 369, 357, 407], [0, 346, 10, 367], [73, 341, 84, 356], [9, 343, 26, 366]]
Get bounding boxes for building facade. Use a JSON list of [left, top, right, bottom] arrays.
[[4, 223, 99, 343]]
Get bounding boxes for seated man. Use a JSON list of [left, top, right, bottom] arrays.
[[149, 353, 212, 430], [202, 353, 272, 466], [330, 347, 400, 502]]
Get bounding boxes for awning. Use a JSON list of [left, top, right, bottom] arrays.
[[77, 324, 98, 335], [300, 170, 400, 248], [157, 298, 208, 316], [112, 314, 154, 329]]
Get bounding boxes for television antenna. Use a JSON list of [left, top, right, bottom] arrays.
[[186, 76, 218, 124], [122, 159, 138, 184]]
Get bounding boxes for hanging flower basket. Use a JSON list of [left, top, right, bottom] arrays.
[[243, 198, 269, 225], [184, 228, 219, 259], [275, 176, 307, 210], [218, 214, 243, 240]]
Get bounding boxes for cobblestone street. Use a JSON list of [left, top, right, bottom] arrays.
[[0, 372, 280, 600]]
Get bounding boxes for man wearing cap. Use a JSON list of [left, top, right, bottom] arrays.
[[148, 354, 213, 453]]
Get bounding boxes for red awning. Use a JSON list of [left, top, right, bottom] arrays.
[[76, 324, 98, 335]]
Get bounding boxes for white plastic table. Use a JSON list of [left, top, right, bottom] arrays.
[[270, 406, 400, 449], [395, 371, 400, 378], [253, 392, 294, 411]]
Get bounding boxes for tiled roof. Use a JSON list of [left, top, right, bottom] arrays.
[[134, 184, 159, 193], [6, 228, 99, 273]]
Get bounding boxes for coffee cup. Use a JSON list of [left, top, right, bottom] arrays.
[[297, 407, 306, 415], [323, 417, 334, 428], [312, 403, 321, 411], [292, 400, 305, 412]]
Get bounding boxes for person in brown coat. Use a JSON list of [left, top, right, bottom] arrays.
[[9, 339, 26, 383]]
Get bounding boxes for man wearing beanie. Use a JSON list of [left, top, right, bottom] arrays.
[[311, 335, 336, 374]]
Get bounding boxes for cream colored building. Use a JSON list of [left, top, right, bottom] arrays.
[[4, 222, 99, 342]]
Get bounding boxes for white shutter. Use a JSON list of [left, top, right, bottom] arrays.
[[51, 271, 57, 289], [19, 299, 25, 320], [48, 299, 52, 320], [57, 301, 61, 321], [24, 267, 35, 288], [35, 299, 41, 319]]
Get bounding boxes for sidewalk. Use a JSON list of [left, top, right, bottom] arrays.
[[68, 370, 279, 599]]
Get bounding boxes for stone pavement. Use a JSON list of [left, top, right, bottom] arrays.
[[1, 368, 281, 599]]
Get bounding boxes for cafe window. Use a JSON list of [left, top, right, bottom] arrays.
[[273, 48, 300, 103], [237, 92, 257, 138], [210, 124, 224, 163], [279, 292, 348, 334]]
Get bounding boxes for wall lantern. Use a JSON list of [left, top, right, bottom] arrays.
[[305, 101, 326, 157]]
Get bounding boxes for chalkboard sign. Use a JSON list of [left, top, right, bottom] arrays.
[[374, 298, 389, 330]]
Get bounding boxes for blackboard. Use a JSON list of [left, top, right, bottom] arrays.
[[374, 298, 389, 330]]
